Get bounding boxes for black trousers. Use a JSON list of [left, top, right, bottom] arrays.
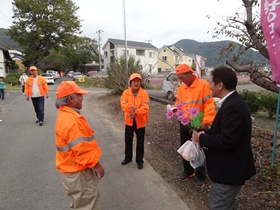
[[180, 123, 205, 180], [124, 119, 145, 163]]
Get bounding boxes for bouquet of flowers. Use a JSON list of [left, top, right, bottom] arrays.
[[166, 103, 204, 131]]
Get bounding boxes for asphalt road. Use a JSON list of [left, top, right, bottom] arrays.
[[0, 81, 190, 210]]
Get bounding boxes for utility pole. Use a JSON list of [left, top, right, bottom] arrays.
[[123, 0, 128, 80], [96, 29, 103, 72]]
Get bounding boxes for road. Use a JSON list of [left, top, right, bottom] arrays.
[[0, 81, 190, 210]]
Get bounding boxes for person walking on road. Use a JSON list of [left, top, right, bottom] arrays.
[[120, 73, 150, 170], [174, 64, 216, 187], [192, 66, 256, 209], [0, 77, 5, 100], [55, 81, 105, 210], [19, 72, 28, 94], [25, 66, 49, 126]]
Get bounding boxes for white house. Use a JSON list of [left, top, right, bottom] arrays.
[[102, 38, 158, 75], [0, 47, 12, 77]]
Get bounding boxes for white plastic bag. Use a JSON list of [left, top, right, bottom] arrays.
[[177, 141, 205, 168], [177, 140, 197, 161]]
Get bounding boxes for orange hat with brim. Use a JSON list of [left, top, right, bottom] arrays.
[[56, 81, 89, 98], [30, 66, 37, 71], [175, 64, 193, 75]]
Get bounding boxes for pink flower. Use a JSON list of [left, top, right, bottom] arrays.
[[176, 110, 184, 119], [180, 116, 190, 126], [189, 107, 199, 117], [166, 110, 174, 119], [175, 103, 184, 109]]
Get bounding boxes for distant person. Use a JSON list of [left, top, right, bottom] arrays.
[[55, 81, 105, 209], [25, 66, 49, 126], [120, 73, 150, 169], [192, 66, 256, 209], [60, 71, 64, 78], [174, 64, 215, 187], [19, 72, 28, 94], [0, 77, 5, 100]]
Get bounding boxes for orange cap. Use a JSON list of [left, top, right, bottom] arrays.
[[175, 64, 193, 75], [56, 81, 89, 98], [30, 66, 38, 71], [129, 73, 142, 82]]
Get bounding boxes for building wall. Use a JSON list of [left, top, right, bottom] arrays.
[[0, 50, 6, 77], [103, 43, 158, 75]]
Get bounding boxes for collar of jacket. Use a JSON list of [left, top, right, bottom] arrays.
[[59, 106, 81, 115], [182, 75, 199, 89]]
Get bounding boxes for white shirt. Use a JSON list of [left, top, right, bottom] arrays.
[[217, 90, 235, 108], [31, 77, 40, 97]]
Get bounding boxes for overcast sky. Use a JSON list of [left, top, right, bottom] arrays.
[[0, 0, 245, 48]]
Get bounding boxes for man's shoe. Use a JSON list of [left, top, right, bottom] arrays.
[[36, 120, 39, 123], [195, 178, 205, 188], [179, 172, 195, 182], [137, 162, 143, 170], [121, 159, 132, 165], [39, 121, 43, 126]]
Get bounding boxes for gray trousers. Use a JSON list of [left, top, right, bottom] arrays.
[[61, 168, 100, 210], [210, 182, 242, 210]]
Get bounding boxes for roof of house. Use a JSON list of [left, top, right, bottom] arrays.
[[0, 46, 12, 61], [103, 38, 158, 50]]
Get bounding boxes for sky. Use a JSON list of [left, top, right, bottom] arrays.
[[0, 0, 245, 48]]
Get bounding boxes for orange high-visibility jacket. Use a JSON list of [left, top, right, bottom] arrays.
[[120, 87, 149, 129], [55, 106, 102, 173], [175, 76, 215, 125], [25, 76, 49, 97]]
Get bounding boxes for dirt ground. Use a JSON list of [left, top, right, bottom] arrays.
[[92, 92, 280, 210]]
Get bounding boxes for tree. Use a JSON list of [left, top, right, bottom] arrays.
[[37, 36, 99, 72], [8, 0, 81, 66], [210, 0, 278, 92], [105, 56, 141, 94]]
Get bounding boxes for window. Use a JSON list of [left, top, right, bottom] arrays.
[[122, 49, 129, 56], [162, 56, 167, 61], [136, 49, 145, 56], [104, 52, 108, 58], [149, 52, 155, 58]]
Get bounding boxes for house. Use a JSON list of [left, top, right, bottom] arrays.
[[157, 45, 206, 76], [0, 47, 12, 77], [102, 38, 158, 75], [8, 49, 26, 71], [84, 61, 104, 73]]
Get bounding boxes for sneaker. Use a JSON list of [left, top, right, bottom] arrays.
[[137, 162, 143, 170], [39, 121, 43, 126], [194, 178, 205, 188], [179, 172, 195, 182]]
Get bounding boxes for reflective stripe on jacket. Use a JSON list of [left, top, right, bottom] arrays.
[[55, 106, 102, 173], [120, 87, 149, 129], [175, 76, 215, 125], [25, 76, 48, 97]]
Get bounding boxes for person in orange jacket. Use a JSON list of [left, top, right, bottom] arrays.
[[55, 81, 105, 210], [25, 66, 49, 126], [175, 64, 216, 187], [120, 73, 150, 169]]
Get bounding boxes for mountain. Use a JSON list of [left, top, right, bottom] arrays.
[[0, 28, 21, 50], [174, 39, 268, 67], [0, 28, 267, 67]]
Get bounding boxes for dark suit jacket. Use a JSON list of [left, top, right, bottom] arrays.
[[200, 91, 256, 185]]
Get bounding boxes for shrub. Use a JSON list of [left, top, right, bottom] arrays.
[[4, 73, 21, 86], [104, 55, 142, 95], [259, 91, 278, 119], [239, 90, 261, 113]]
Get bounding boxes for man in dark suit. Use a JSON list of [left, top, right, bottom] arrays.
[[192, 66, 256, 210]]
